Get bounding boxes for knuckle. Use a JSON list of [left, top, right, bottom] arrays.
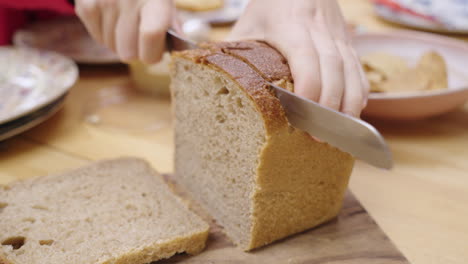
[[322, 96, 342, 109], [296, 87, 320, 102], [307, 76, 321, 91], [294, 74, 321, 101], [343, 94, 364, 115], [322, 50, 343, 67]]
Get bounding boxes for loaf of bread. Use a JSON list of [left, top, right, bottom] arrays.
[[0, 158, 209, 264], [170, 41, 355, 251]]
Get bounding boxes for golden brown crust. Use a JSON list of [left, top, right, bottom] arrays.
[[172, 50, 288, 132], [103, 230, 209, 264], [249, 128, 354, 249], [200, 41, 293, 84]]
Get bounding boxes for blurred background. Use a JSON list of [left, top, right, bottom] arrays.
[[0, 1, 468, 264]]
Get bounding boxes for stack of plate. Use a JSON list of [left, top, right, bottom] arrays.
[[14, 17, 119, 64], [0, 47, 78, 141]]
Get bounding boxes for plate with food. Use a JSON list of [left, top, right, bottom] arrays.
[[0, 47, 78, 124], [14, 17, 119, 64], [354, 30, 468, 120]]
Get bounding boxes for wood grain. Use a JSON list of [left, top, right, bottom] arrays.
[[20, 66, 175, 173], [0, 138, 88, 184], [159, 174, 409, 264]]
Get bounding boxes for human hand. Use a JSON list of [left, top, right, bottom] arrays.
[[228, 0, 369, 117], [75, 0, 182, 63]]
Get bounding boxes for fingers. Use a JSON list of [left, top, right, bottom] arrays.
[[100, 0, 119, 51], [266, 24, 322, 102], [336, 42, 365, 117], [77, 0, 174, 63], [227, 19, 264, 41], [75, 0, 102, 43], [115, 5, 140, 61], [309, 24, 345, 111], [352, 49, 370, 109], [226, 2, 264, 41], [139, 0, 172, 64]]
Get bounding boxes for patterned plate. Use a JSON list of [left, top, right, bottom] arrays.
[[374, 0, 468, 34], [0, 94, 66, 141], [0, 47, 78, 124], [13, 17, 119, 64]]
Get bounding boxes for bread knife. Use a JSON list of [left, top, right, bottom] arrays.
[[166, 30, 393, 169]]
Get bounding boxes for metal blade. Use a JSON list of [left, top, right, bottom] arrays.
[[165, 29, 392, 169], [166, 30, 197, 51], [270, 83, 393, 169]]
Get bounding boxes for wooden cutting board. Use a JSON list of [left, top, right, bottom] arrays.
[[160, 174, 410, 264]]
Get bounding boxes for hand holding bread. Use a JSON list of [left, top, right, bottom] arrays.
[[228, 0, 369, 117], [75, 0, 368, 117]]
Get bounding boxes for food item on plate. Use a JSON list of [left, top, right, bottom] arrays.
[[170, 41, 354, 251], [175, 0, 223, 11], [361, 51, 448, 93], [0, 158, 209, 264], [361, 52, 409, 77], [378, 68, 431, 92], [417, 51, 448, 90]]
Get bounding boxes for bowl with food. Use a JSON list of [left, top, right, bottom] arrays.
[[354, 30, 468, 120]]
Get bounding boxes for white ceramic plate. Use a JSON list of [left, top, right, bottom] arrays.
[[354, 30, 468, 120], [0, 94, 66, 141], [374, 2, 468, 34], [14, 17, 119, 64], [0, 47, 78, 124]]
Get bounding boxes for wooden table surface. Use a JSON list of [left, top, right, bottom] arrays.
[[1, 0, 467, 264]]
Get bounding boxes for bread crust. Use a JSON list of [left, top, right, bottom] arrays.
[[172, 49, 288, 133], [200, 41, 293, 83]]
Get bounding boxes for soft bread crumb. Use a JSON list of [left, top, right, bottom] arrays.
[[0, 158, 209, 264]]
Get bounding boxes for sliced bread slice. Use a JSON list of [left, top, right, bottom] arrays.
[[0, 158, 209, 264], [170, 43, 354, 250]]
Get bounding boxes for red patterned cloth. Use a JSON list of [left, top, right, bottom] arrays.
[[0, 0, 75, 45]]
